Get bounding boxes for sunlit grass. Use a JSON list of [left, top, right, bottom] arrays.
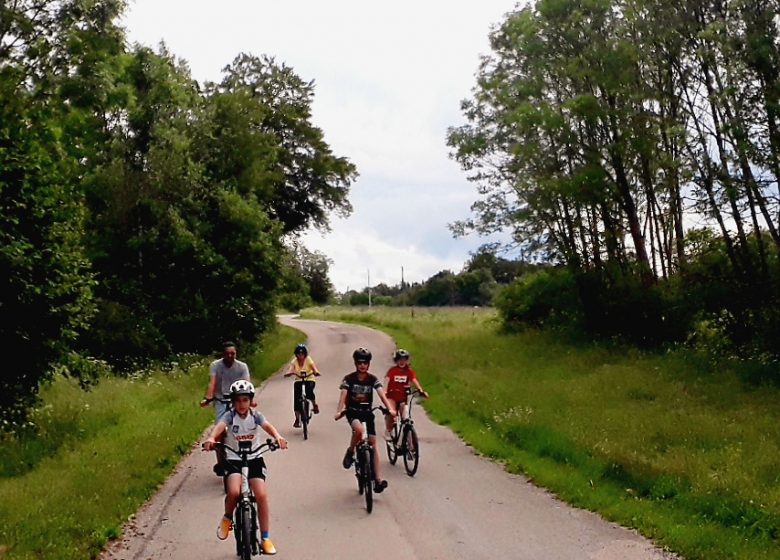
[[302, 306, 780, 560], [0, 324, 301, 560]]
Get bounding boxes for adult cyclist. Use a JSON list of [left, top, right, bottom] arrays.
[[201, 341, 254, 474]]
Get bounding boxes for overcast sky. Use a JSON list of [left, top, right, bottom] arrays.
[[121, 1, 521, 291]]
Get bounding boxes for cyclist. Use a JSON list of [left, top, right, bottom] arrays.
[[201, 341, 254, 474], [383, 348, 429, 440], [334, 347, 396, 493], [203, 380, 288, 555], [283, 343, 321, 427]]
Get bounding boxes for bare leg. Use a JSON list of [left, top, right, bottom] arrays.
[[224, 474, 241, 517], [369, 435, 382, 480], [250, 479, 270, 532]]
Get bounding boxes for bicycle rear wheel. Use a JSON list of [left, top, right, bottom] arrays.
[[302, 399, 309, 440], [403, 427, 419, 476]]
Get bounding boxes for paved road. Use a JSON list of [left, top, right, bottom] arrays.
[[101, 317, 677, 560]]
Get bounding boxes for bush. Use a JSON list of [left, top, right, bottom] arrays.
[[495, 268, 582, 328]]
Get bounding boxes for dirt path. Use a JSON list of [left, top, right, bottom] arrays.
[[101, 317, 677, 560]]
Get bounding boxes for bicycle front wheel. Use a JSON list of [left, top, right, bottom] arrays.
[[237, 506, 252, 560], [386, 424, 399, 465], [302, 399, 309, 440], [362, 447, 373, 513], [403, 427, 419, 476]]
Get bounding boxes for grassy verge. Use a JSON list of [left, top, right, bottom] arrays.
[[302, 306, 780, 560], [0, 323, 301, 560]]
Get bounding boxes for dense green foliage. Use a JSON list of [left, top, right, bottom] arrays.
[[0, 1, 354, 427], [303, 306, 780, 559], [448, 0, 780, 357], [0, 323, 300, 560]]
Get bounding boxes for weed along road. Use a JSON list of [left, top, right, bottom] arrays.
[[102, 317, 677, 560]]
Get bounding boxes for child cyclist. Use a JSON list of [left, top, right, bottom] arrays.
[[383, 348, 429, 440], [283, 343, 321, 427], [203, 380, 288, 555], [334, 347, 396, 493]]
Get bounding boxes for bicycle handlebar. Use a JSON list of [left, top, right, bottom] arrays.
[[203, 438, 279, 455]]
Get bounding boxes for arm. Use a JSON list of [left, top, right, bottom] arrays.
[[283, 361, 295, 377], [200, 376, 218, 407], [203, 420, 227, 449], [334, 388, 348, 420], [262, 421, 289, 450], [412, 378, 428, 398], [311, 359, 321, 376], [376, 387, 397, 417]]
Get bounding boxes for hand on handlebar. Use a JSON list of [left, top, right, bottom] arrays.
[[200, 397, 213, 408], [276, 436, 289, 450], [202, 438, 217, 451], [334, 409, 345, 421]]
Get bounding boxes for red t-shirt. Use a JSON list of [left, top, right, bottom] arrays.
[[384, 366, 417, 402]]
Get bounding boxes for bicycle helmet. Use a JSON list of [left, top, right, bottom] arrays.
[[393, 349, 410, 362], [352, 347, 372, 363], [229, 380, 255, 400], [294, 343, 308, 356]]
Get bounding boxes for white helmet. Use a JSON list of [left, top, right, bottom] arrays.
[[229, 380, 255, 400]]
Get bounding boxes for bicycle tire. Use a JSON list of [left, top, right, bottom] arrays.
[[363, 447, 373, 513], [302, 398, 309, 440], [356, 451, 364, 495], [403, 427, 419, 476], [386, 423, 399, 464]]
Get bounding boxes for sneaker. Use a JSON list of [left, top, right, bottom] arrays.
[[374, 479, 388, 493], [293, 419, 300, 428], [216, 516, 232, 540], [342, 448, 354, 469], [261, 538, 277, 555], [313, 403, 320, 414]]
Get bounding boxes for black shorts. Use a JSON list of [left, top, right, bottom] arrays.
[[346, 408, 376, 436], [293, 380, 316, 411], [224, 457, 266, 480]]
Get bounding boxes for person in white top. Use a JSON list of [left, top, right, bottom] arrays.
[[204, 380, 288, 555]]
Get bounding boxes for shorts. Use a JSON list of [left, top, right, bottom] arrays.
[[224, 457, 266, 480], [346, 408, 376, 436], [293, 380, 316, 412]]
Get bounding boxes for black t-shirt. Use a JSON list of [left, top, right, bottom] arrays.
[[340, 371, 382, 409]]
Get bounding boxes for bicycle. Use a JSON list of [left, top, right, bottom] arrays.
[[206, 439, 279, 559], [288, 371, 319, 440], [342, 406, 385, 513], [385, 389, 423, 476]]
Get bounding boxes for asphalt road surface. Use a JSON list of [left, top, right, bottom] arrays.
[[101, 316, 677, 560]]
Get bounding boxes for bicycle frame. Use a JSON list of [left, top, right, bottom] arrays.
[[347, 406, 383, 513], [291, 372, 313, 440], [213, 439, 278, 559]]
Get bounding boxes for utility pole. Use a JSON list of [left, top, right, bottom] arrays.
[[367, 269, 372, 307], [401, 266, 405, 289]]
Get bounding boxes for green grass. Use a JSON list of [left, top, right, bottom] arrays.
[[302, 306, 780, 560], [0, 323, 301, 560]]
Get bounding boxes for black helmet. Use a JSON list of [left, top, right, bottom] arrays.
[[294, 343, 308, 356], [393, 349, 410, 361], [352, 347, 372, 363]]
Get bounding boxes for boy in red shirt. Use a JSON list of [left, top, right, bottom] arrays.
[[383, 349, 428, 440]]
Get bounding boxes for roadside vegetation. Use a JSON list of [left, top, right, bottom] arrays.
[[303, 306, 780, 560], [0, 325, 299, 560]]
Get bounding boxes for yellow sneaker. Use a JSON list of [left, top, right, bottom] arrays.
[[261, 538, 277, 555], [217, 516, 232, 540]]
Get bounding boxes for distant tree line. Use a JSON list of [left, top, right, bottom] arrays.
[[341, 247, 536, 307], [0, 0, 355, 428], [446, 0, 780, 359]]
